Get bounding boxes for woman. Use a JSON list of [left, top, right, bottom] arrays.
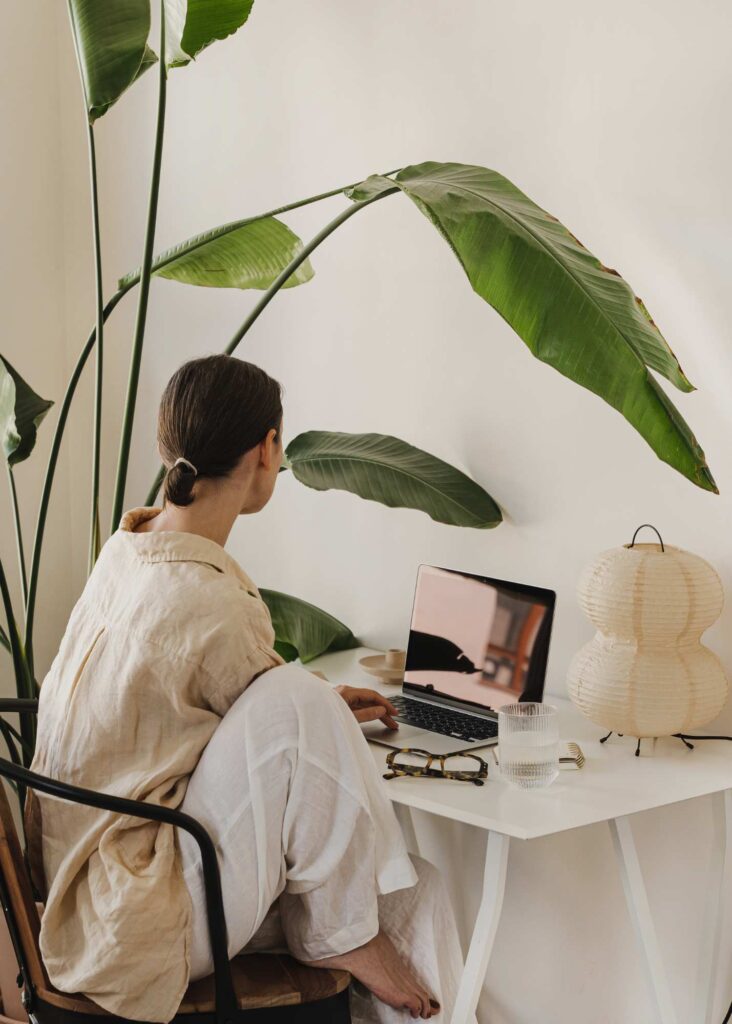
[[28, 355, 464, 1023]]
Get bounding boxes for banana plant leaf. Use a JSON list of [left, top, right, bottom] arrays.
[[348, 163, 715, 493], [118, 217, 314, 291], [260, 589, 359, 664], [68, 0, 157, 122], [164, 0, 254, 67], [0, 357, 53, 467], [285, 431, 502, 529]]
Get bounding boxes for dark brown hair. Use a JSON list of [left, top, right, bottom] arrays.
[[158, 355, 282, 507]]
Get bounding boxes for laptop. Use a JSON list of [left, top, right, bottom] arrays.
[[361, 564, 556, 755]]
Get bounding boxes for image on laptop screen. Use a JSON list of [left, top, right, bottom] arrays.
[[404, 565, 556, 711]]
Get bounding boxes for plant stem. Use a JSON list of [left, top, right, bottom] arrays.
[[7, 467, 28, 607], [29, 172, 403, 627], [0, 558, 34, 758], [120, 170, 401, 289], [25, 178, 369, 651], [67, 0, 106, 573], [110, 3, 167, 532], [145, 189, 398, 505], [24, 290, 128, 675], [0, 559, 24, 693], [87, 123, 104, 573], [225, 190, 397, 353]]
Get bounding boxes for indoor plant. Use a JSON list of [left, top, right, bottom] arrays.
[[1, 0, 716, 774], [0, 4, 719, 1020]]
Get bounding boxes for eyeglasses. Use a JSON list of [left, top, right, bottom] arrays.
[[383, 748, 489, 786]]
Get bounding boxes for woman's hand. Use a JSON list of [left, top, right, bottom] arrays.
[[335, 686, 400, 730]]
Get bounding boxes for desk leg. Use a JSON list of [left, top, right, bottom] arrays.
[[450, 830, 509, 1024], [693, 789, 731, 1024], [393, 802, 420, 856], [610, 815, 678, 1024]]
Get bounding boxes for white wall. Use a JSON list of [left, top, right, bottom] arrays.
[[0, 3, 81, 676], [12, 1, 732, 1021]]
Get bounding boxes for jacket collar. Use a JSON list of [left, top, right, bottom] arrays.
[[117, 507, 258, 594]]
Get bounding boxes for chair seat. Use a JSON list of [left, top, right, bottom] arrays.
[[182, 955, 350, 1013], [34, 956, 351, 1017]]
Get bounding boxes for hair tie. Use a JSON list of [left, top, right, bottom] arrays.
[[173, 457, 198, 477]]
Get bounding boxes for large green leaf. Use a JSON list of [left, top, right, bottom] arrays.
[[164, 0, 254, 67], [260, 589, 359, 664], [0, 358, 53, 467], [118, 217, 314, 291], [348, 163, 715, 493], [68, 0, 156, 122], [286, 431, 502, 529]]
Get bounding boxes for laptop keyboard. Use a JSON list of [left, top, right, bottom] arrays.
[[390, 695, 498, 743]]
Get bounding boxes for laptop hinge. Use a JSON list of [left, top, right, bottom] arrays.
[[400, 688, 497, 719]]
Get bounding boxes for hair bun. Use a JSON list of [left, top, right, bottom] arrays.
[[165, 463, 197, 507]]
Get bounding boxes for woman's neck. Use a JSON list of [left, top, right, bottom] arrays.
[[139, 485, 243, 548]]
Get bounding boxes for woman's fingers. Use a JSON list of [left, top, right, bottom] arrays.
[[336, 685, 400, 727], [352, 706, 400, 729], [347, 687, 397, 713], [353, 706, 386, 724]]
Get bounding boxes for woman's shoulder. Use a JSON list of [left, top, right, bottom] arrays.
[[92, 536, 268, 636]]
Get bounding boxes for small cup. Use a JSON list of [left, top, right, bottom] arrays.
[[385, 648, 406, 670], [498, 703, 559, 789]]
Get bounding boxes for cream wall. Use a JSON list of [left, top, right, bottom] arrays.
[[0, 4, 80, 675], [8, 1, 732, 1021]]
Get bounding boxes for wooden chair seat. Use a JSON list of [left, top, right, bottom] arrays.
[[33, 954, 350, 1016]]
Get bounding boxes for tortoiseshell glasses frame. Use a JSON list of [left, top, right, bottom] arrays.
[[383, 748, 489, 786]]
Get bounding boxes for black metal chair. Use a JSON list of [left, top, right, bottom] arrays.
[[0, 699, 351, 1024]]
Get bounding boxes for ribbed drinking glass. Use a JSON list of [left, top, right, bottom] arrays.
[[498, 703, 559, 789]]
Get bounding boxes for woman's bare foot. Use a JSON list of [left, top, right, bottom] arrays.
[[300, 930, 440, 1019]]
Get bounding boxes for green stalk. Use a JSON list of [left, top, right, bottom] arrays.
[[0, 558, 34, 757], [110, 2, 167, 532], [145, 189, 398, 505], [67, 0, 106, 571], [25, 177, 380, 656], [0, 559, 26, 695], [86, 122, 104, 573], [225, 191, 396, 355], [120, 170, 400, 290], [24, 289, 128, 675], [7, 467, 28, 607]]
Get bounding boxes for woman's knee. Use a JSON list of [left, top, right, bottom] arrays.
[[246, 662, 336, 712], [226, 663, 342, 741]]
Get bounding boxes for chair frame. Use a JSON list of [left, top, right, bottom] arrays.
[[0, 700, 349, 1024]]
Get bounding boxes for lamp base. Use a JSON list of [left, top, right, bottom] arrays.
[[599, 731, 696, 756]]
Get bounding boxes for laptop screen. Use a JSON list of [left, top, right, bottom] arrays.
[[403, 565, 556, 713]]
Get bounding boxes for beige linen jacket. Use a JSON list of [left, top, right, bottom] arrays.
[[28, 508, 283, 1022]]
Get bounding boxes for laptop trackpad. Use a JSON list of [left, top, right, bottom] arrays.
[[360, 720, 474, 755]]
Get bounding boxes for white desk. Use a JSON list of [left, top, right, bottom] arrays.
[[307, 647, 732, 1024]]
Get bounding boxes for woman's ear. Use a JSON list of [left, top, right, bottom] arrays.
[[259, 428, 279, 470]]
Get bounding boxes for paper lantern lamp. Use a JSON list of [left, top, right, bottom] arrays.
[[568, 525, 728, 738]]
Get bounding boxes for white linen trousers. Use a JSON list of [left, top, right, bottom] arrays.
[[178, 664, 464, 1023]]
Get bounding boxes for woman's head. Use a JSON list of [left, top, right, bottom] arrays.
[[158, 355, 283, 512]]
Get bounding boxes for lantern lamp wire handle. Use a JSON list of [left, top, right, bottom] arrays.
[[629, 524, 665, 552]]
